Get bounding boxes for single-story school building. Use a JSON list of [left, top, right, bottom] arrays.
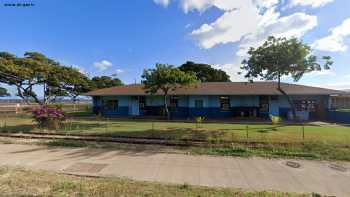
[[85, 82, 344, 121]]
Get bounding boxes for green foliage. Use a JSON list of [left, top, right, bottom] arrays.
[[241, 37, 333, 120], [0, 87, 10, 97], [195, 116, 205, 128], [142, 64, 197, 119], [0, 52, 91, 104], [31, 105, 65, 130], [241, 36, 333, 83], [179, 61, 230, 82], [271, 115, 282, 125], [55, 66, 92, 102], [195, 116, 205, 123], [90, 76, 123, 89]]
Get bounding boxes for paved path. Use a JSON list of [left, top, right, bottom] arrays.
[[0, 144, 349, 196]]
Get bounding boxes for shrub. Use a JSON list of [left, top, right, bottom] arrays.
[[270, 115, 282, 125], [195, 116, 205, 128], [31, 105, 65, 130]]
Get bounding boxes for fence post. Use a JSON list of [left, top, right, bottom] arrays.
[[152, 122, 155, 131], [16, 104, 20, 114], [302, 124, 305, 140], [246, 125, 249, 139]]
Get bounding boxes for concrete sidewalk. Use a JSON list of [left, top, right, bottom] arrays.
[[0, 144, 349, 196]]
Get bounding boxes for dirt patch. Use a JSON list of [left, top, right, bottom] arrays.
[[63, 162, 108, 173]]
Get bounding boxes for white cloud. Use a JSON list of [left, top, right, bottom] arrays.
[[305, 70, 336, 77], [237, 12, 317, 56], [179, 0, 278, 13], [191, 1, 261, 49], [72, 65, 86, 74], [186, 1, 317, 53], [320, 82, 350, 90], [154, 0, 323, 80], [93, 60, 113, 71], [153, 0, 171, 7], [289, 0, 334, 8], [115, 69, 124, 74], [212, 62, 247, 82], [312, 18, 350, 52]]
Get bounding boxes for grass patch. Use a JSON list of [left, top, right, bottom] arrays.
[[1, 117, 350, 145], [336, 108, 350, 112], [0, 167, 311, 197], [1, 116, 350, 161], [191, 141, 350, 161], [19, 137, 350, 161]]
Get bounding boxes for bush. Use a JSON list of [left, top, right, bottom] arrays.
[[270, 115, 282, 125], [31, 105, 65, 130], [195, 116, 205, 128]]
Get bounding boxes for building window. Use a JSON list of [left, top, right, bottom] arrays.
[[294, 100, 316, 112], [259, 96, 269, 113], [105, 100, 118, 110], [170, 96, 179, 108], [195, 100, 203, 108], [220, 96, 230, 111], [139, 96, 146, 110], [170, 96, 179, 111]]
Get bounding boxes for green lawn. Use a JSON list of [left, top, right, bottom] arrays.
[[1, 116, 350, 161], [337, 108, 350, 112], [2, 116, 350, 145], [0, 167, 309, 197]]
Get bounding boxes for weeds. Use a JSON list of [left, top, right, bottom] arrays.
[[0, 167, 310, 197]]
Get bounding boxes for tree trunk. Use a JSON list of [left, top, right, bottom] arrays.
[[163, 94, 170, 120], [277, 80, 297, 121], [16, 87, 30, 105], [73, 96, 77, 112]]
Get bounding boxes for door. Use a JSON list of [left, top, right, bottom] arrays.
[[129, 97, 140, 116]]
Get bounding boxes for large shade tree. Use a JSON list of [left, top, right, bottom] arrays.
[[179, 61, 231, 82], [241, 36, 333, 120], [142, 64, 197, 119], [48, 66, 92, 103], [0, 52, 92, 104], [90, 76, 123, 89]]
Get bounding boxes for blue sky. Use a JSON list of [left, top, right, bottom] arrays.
[[0, 0, 350, 96]]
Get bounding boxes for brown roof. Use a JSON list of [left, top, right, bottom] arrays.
[[84, 82, 344, 96]]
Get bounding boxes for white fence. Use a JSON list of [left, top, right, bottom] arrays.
[[0, 103, 92, 114]]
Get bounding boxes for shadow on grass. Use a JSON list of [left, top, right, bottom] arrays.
[[99, 128, 215, 141], [0, 122, 106, 134], [0, 124, 35, 133], [61, 122, 107, 132]]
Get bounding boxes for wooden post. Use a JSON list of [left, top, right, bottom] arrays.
[[246, 125, 249, 139], [302, 125, 305, 140], [105, 123, 107, 132], [152, 122, 155, 131]]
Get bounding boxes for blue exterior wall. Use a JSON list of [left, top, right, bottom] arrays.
[[271, 95, 329, 118], [92, 94, 331, 120], [328, 111, 350, 124], [93, 96, 132, 117]]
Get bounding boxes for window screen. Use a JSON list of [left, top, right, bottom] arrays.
[[170, 96, 179, 108], [139, 96, 146, 110], [105, 100, 118, 110], [259, 96, 269, 113], [220, 96, 230, 111], [195, 100, 203, 108], [293, 100, 316, 112]]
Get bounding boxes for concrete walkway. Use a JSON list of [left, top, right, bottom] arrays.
[[0, 144, 349, 196]]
